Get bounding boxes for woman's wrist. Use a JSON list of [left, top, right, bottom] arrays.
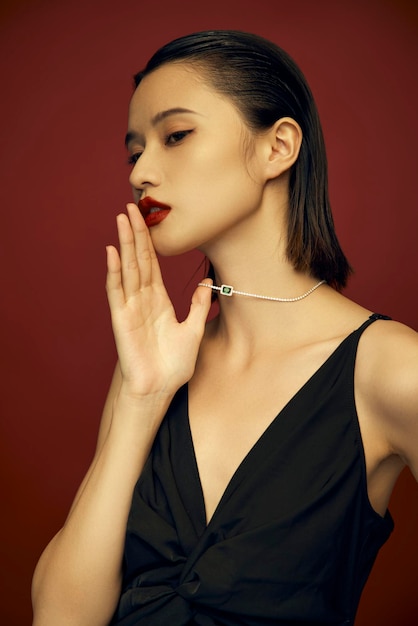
[[111, 383, 174, 433]]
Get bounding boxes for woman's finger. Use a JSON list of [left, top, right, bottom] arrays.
[[105, 245, 125, 309], [184, 280, 213, 339], [125, 203, 153, 289], [126, 203, 164, 289], [117, 212, 142, 296]]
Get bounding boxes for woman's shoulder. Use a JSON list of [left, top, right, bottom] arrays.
[[357, 314, 418, 376], [355, 314, 418, 475], [320, 289, 417, 354], [318, 290, 417, 469]]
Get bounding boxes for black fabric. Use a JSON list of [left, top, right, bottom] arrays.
[[111, 314, 393, 625]]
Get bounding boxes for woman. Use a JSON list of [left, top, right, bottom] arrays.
[[31, 30, 418, 625]]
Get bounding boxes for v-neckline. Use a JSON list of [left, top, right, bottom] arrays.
[[183, 319, 373, 528]]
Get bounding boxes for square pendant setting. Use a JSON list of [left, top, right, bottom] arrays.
[[220, 284, 234, 296]]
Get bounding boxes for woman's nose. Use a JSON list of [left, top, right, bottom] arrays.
[[128, 149, 161, 193]]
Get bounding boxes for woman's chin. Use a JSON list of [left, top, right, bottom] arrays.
[[151, 236, 196, 258]]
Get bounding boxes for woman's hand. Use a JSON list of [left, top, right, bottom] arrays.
[[106, 203, 212, 399]]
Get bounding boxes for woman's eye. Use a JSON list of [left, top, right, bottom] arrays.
[[127, 152, 142, 166], [165, 130, 192, 145]]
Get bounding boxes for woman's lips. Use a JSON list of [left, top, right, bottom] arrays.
[[138, 197, 171, 228]]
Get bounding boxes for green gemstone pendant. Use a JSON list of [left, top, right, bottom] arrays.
[[220, 284, 234, 296]]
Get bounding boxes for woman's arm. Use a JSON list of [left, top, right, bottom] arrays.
[[31, 204, 212, 626], [359, 321, 418, 482], [376, 322, 418, 480], [32, 388, 173, 626]]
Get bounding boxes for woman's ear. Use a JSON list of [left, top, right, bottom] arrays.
[[263, 117, 302, 180]]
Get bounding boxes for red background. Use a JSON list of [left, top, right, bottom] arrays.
[[1, 0, 417, 624]]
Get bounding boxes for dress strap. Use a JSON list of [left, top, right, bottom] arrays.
[[354, 313, 392, 336], [369, 313, 392, 321]]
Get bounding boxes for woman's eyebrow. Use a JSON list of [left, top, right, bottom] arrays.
[[151, 107, 202, 125], [125, 108, 202, 147]]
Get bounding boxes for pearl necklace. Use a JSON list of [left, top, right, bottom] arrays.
[[198, 279, 326, 302]]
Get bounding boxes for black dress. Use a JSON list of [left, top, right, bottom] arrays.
[[111, 314, 393, 625]]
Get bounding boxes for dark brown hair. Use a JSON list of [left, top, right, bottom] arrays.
[[134, 30, 352, 289]]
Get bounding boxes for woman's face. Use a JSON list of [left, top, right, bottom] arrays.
[[126, 63, 269, 257]]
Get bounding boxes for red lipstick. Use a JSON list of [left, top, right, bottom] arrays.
[[138, 197, 171, 228]]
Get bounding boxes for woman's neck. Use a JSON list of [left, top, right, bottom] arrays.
[[198, 185, 329, 353], [204, 254, 328, 360]]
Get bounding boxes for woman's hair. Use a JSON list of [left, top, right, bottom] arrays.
[[134, 30, 352, 290]]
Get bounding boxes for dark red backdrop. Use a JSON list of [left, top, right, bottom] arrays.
[[1, 0, 417, 624]]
